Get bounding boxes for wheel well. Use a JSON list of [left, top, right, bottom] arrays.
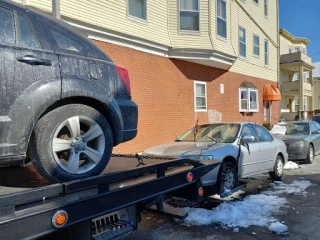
[[223, 156, 237, 166], [38, 97, 119, 145], [277, 152, 285, 164]]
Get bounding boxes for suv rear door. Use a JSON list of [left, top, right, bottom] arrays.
[[0, 5, 60, 156]]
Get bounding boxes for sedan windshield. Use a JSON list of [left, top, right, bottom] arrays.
[[285, 123, 309, 135], [176, 124, 240, 143]]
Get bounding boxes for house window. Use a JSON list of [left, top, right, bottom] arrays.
[[179, 0, 199, 32], [304, 96, 308, 111], [295, 47, 301, 52], [289, 48, 292, 53], [128, 0, 147, 21], [194, 81, 207, 111], [294, 98, 299, 112], [264, 40, 269, 66], [253, 0, 259, 4], [293, 73, 299, 81], [217, 0, 227, 38], [239, 27, 246, 58], [302, 47, 306, 54], [239, 88, 259, 112], [264, 0, 268, 16], [253, 34, 260, 57]]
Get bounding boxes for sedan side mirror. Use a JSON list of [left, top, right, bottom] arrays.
[[312, 130, 320, 135], [240, 135, 255, 145]]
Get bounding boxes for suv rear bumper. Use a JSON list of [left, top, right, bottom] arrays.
[[116, 98, 138, 143]]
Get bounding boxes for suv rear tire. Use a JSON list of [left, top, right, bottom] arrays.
[[29, 104, 113, 182]]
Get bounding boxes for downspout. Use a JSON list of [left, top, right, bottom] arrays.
[[208, 0, 215, 49], [52, 0, 61, 19]]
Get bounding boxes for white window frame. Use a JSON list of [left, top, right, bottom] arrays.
[[239, 88, 259, 112], [253, 0, 259, 5], [293, 73, 300, 81], [295, 47, 301, 52], [264, 0, 268, 17], [264, 39, 269, 67], [253, 34, 260, 57], [179, 0, 200, 33], [216, 0, 227, 39], [294, 97, 299, 112], [127, 0, 147, 23], [194, 81, 207, 112], [239, 26, 246, 58]]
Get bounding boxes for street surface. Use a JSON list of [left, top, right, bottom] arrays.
[[128, 157, 320, 240]]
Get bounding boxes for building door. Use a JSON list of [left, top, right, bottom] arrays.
[[264, 100, 272, 123]]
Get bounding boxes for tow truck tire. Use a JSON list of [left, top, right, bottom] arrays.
[[29, 104, 113, 183], [217, 162, 238, 194], [269, 155, 284, 181]]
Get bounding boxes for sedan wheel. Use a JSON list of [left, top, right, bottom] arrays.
[[269, 155, 284, 181], [305, 145, 314, 164], [218, 162, 238, 194]]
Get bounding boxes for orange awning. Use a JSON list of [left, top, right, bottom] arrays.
[[263, 84, 281, 101]]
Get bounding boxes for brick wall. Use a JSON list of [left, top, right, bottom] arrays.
[[94, 40, 280, 154]]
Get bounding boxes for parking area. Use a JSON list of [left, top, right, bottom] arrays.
[[128, 156, 320, 240]]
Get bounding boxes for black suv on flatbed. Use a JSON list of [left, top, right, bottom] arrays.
[[0, 0, 138, 182]]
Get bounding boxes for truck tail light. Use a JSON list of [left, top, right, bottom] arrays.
[[116, 66, 131, 95], [187, 172, 193, 182], [198, 187, 204, 196], [52, 210, 68, 228]]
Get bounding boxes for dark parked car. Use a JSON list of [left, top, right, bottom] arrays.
[[270, 121, 320, 164], [0, 0, 138, 182]]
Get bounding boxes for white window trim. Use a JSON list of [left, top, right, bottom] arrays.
[[253, 0, 259, 6], [264, 39, 269, 67], [264, 0, 268, 17], [239, 26, 246, 58], [178, 0, 200, 34], [127, 0, 148, 24], [194, 81, 207, 112], [239, 88, 259, 112], [253, 34, 260, 58], [216, 0, 227, 40]]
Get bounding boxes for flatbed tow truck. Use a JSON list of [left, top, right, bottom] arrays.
[[0, 155, 222, 240]]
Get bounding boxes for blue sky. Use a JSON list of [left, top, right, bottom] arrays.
[[279, 0, 320, 63]]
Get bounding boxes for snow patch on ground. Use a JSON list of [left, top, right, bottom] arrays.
[[269, 221, 288, 234], [178, 180, 312, 234], [284, 161, 299, 170]]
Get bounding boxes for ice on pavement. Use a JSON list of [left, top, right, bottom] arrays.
[[179, 180, 312, 234], [269, 222, 288, 234], [284, 161, 299, 170]]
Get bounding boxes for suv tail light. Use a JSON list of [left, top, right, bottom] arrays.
[[116, 66, 131, 95]]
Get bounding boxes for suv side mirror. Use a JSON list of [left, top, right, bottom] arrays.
[[240, 135, 255, 145]]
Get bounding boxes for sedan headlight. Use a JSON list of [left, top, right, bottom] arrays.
[[290, 141, 304, 148], [184, 155, 213, 160]]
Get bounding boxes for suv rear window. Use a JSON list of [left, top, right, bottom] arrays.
[[0, 7, 15, 45], [17, 13, 41, 49], [50, 28, 84, 53]]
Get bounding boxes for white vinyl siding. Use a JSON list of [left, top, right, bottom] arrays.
[[194, 81, 207, 111], [216, 0, 227, 39], [253, 34, 260, 57], [128, 0, 147, 22], [239, 27, 246, 58]]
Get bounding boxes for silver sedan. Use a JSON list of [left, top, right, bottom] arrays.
[[144, 122, 288, 193]]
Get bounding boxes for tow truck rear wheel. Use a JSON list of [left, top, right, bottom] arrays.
[[29, 104, 113, 183]]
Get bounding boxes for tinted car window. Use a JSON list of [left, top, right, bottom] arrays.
[[311, 123, 317, 133], [314, 121, 320, 130], [17, 14, 41, 49], [311, 115, 320, 124], [0, 7, 15, 45], [254, 125, 273, 141], [240, 124, 258, 142], [50, 28, 84, 53]]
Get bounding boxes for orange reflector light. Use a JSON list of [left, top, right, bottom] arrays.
[[198, 187, 204, 196], [52, 210, 68, 228], [187, 172, 193, 182]]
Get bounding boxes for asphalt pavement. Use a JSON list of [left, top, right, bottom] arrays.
[[128, 157, 320, 240]]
